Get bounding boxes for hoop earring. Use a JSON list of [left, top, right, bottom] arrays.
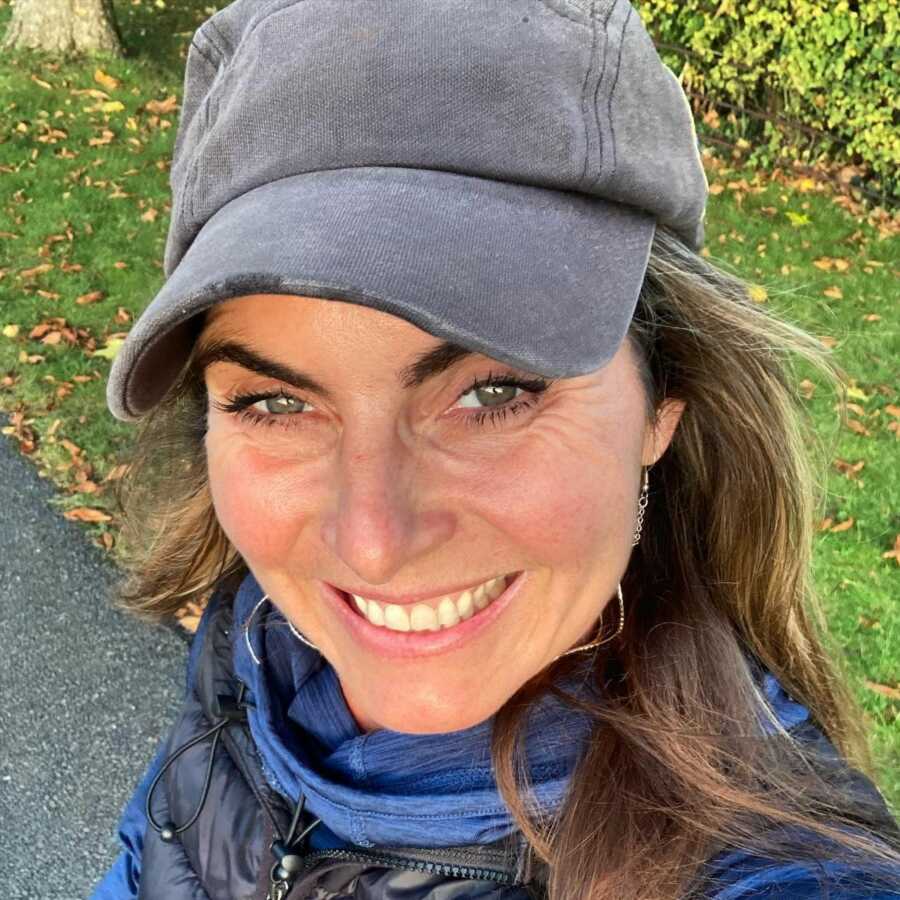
[[243, 594, 320, 666], [553, 582, 625, 660]]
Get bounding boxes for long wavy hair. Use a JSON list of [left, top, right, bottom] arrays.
[[111, 226, 900, 899]]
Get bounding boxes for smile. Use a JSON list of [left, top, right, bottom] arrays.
[[344, 574, 513, 632]]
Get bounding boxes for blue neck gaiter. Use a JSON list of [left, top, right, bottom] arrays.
[[231, 570, 597, 849]]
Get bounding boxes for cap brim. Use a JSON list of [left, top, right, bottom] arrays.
[[107, 166, 654, 421]]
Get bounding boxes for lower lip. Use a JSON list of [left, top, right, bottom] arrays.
[[320, 572, 526, 659]]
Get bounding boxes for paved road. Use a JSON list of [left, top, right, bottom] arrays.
[[0, 422, 189, 899]]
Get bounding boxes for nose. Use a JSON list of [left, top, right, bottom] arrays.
[[319, 428, 454, 587]]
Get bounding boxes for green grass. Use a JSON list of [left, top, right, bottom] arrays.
[[1, 0, 898, 809]]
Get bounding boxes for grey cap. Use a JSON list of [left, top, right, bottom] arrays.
[[106, 0, 707, 422]]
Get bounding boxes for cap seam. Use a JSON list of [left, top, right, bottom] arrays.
[[204, 17, 234, 56], [579, 1, 605, 186], [537, 0, 592, 27], [599, 1, 632, 187]]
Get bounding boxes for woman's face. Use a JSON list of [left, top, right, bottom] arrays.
[[200, 294, 684, 734]]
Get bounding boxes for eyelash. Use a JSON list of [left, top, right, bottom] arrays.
[[211, 370, 552, 432]]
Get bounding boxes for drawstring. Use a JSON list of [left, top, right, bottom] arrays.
[[144, 674, 322, 899], [146, 681, 254, 843], [268, 793, 322, 899]]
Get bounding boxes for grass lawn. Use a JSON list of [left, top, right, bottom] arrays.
[[1, 0, 898, 808]]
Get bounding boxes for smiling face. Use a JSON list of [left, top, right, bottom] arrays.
[[199, 293, 684, 734]]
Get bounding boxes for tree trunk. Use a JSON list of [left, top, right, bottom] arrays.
[[2, 0, 122, 55]]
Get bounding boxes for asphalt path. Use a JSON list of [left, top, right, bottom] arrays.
[[0, 421, 189, 899]]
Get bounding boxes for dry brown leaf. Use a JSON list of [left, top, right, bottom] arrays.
[[819, 517, 834, 531], [884, 405, 900, 419], [140, 207, 158, 223], [823, 286, 843, 300], [94, 68, 119, 91], [882, 535, 900, 566], [865, 681, 900, 702], [64, 506, 111, 523], [20, 263, 54, 279], [75, 290, 104, 305], [799, 379, 816, 399], [145, 94, 178, 114], [829, 518, 855, 533], [833, 459, 865, 479], [819, 336, 838, 349], [89, 129, 115, 147], [845, 419, 871, 437]]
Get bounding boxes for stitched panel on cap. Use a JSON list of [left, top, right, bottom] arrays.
[[540, 0, 617, 25]]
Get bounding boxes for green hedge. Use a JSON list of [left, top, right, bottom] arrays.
[[637, 0, 898, 200]]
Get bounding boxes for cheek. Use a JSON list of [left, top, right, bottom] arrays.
[[206, 435, 321, 567], [460, 419, 637, 573]]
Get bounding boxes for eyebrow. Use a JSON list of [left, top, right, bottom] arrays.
[[191, 336, 478, 400]]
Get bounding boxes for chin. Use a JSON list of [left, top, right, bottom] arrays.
[[341, 677, 508, 735]]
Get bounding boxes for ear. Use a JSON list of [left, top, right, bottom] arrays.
[[641, 397, 685, 467]]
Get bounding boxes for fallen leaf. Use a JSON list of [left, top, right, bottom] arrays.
[[833, 459, 865, 479], [145, 94, 178, 115], [94, 68, 119, 91], [140, 207, 158, 223], [75, 290, 104, 305], [882, 535, 900, 565], [799, 379, 816, 399], [845, 419, 871, 437], [88, 129, 115, 147], [101, 100, 125, 113], [19, 263, 54, 279], [864, 314, 881, 322], [63, 506, 111, 523], [785, 211, 810, 227], [885, 405, 900, 419], [2, 324, 19, 338], [747, 284, 768, 303], [91, 338, 125, 361], [823, 286, 843, 300], [829, 518, 855, 533], [865, 681, 900, 702], [819, 336, 838, 349]]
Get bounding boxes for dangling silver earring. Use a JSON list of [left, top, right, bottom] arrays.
[[243, 593, 320, 666], [632, 465, 650, 547], [554, 467, 649, 660]]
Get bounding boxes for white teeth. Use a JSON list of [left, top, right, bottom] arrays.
[[383, 603, 410, 631], [437, 597, 460, 628], [410, 603, 439, 632], [348, 574, 512, 632], [366, 599, 384, 626]]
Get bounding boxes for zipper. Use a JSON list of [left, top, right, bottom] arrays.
[[266, 844, 517, 898]]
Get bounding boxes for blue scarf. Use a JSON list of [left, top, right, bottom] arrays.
[[229, 570, 811, 851]]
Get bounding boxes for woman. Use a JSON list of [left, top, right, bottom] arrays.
[[92, 1, 900, 898]]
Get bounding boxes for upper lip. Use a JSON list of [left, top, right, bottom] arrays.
[[326, 571, 518, 606]]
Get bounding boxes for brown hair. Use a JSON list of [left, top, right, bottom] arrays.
[[111, 226, 900, 898]]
